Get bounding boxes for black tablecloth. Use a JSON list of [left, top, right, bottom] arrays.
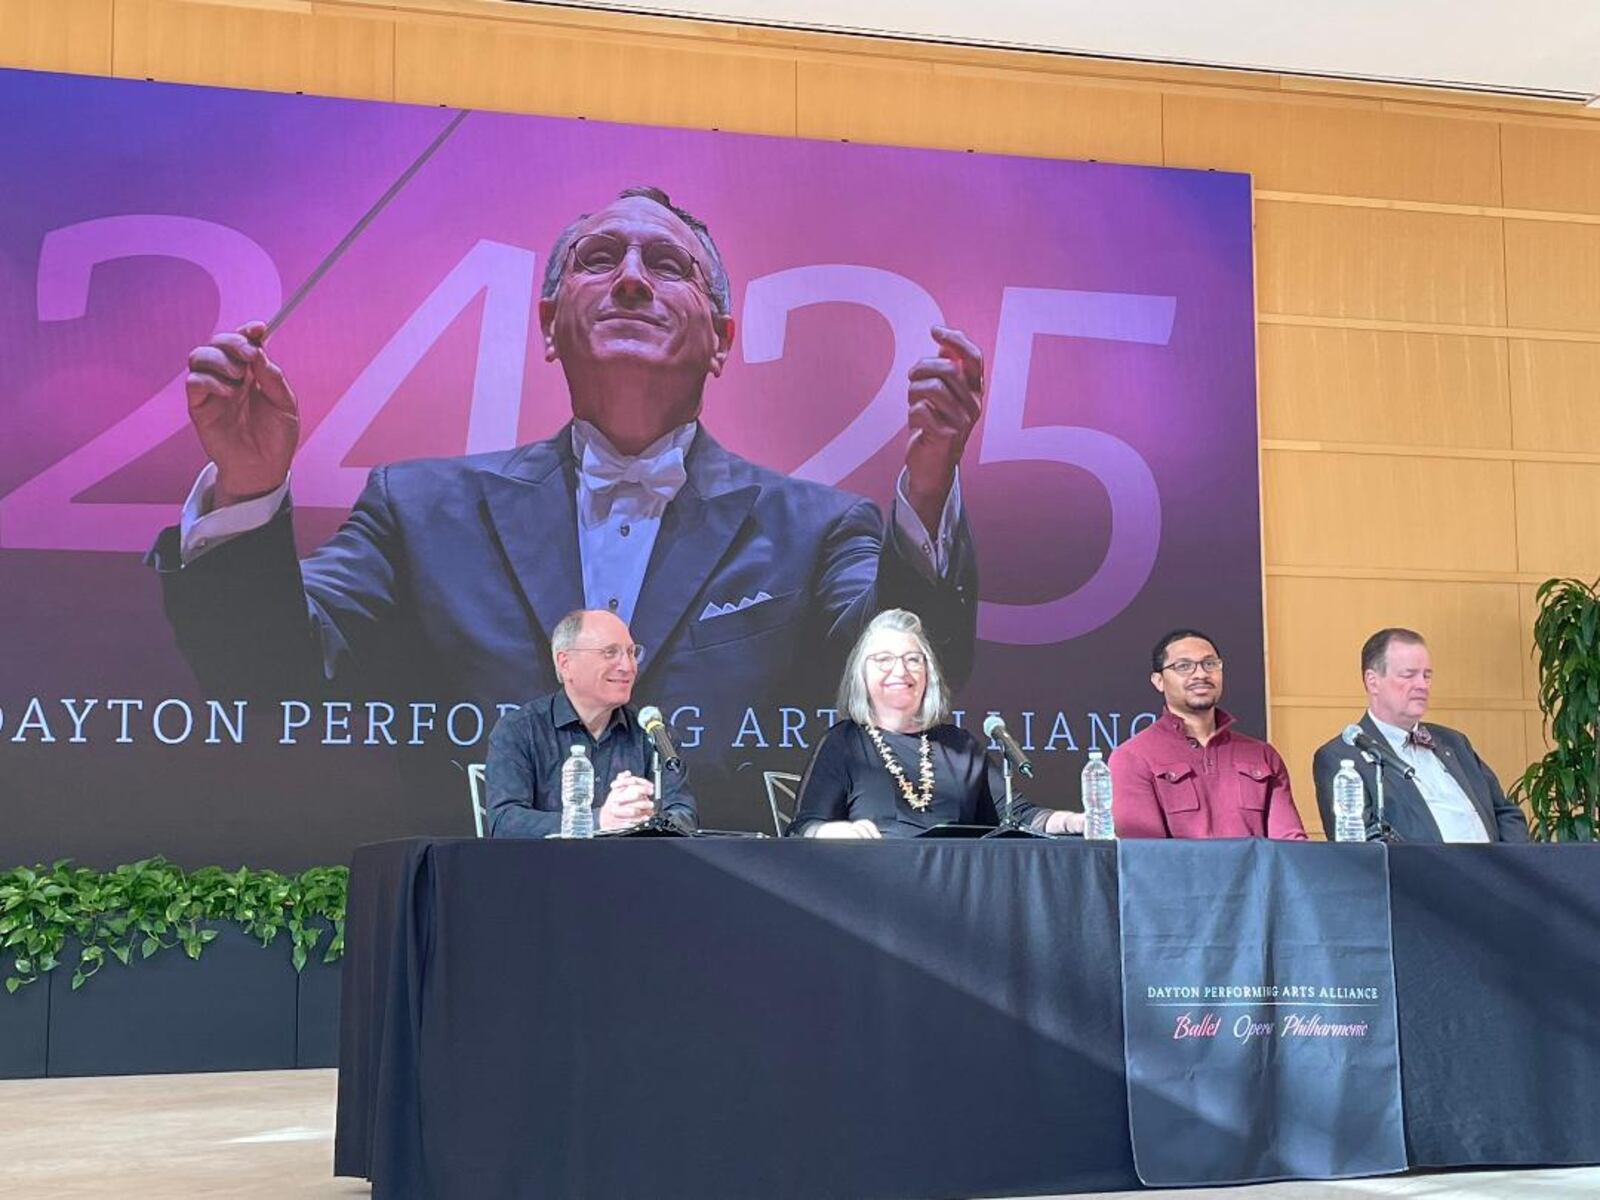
[[1390, 845, 1600, 1169], [336, 839, 1600, 1199]]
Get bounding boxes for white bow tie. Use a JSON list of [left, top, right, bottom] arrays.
[[576, 439, 688, 522]]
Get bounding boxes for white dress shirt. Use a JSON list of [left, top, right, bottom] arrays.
[[1368, 712, 1490, 843], [179, 463, 291, 563], [178, 425, 964, 625], [572, 419, 693, 627]]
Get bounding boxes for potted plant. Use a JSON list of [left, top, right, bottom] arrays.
[[1512, 577, 1600, 841]]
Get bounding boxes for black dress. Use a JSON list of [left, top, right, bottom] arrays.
[[788, 721, 1049, 837]]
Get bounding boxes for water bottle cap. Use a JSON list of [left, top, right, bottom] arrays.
[[1339, 758, 1354, 768], [1088, 749, 1103, 760], [570, 744, 588, 757]]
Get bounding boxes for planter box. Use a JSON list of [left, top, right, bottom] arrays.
[[0, 959, 50, 1079], [296, 925, 341, 1068], [48, 924, 298, 1077], [2, 927, 341, 1078]]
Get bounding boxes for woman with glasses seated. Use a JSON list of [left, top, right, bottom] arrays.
[[788, 608, 1085, 839]]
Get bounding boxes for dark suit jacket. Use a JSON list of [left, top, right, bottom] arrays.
[[1312, 714, 1529, 843], [147, 424, 976, 827]]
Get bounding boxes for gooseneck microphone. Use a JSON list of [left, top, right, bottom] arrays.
[[982, 715, 1034, 779], [638, 706, 683, 772], [1341, 723, 1416, 781]]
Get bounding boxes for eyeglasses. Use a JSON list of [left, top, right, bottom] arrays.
[[565, 233, 709, 293], [1161, 656, 1223, 677], [567, 643, 646, 666], [866, 651, 927, 674]]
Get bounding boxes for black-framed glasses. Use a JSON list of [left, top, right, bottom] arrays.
[[867, 651, 927, 673], [567, 643, 646, 666], [565, 233, 708, 293], [1161, 656, 1223, 677]]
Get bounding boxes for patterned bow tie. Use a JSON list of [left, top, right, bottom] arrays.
[[1406, 725, 1435, 751], [576, 438, 688, 523]]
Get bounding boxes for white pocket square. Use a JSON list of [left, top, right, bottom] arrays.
[[699, 591, 774, 622]]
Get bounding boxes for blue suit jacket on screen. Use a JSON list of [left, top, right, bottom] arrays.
[[147, 425, 977, 824]]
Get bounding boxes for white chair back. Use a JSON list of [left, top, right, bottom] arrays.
[[763, 771, 802, 837]]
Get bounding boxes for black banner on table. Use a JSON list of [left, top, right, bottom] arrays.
[[1117, 839, 1407, 1186]]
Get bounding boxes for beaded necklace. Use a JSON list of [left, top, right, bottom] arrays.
[[863, 723, 935, 811]]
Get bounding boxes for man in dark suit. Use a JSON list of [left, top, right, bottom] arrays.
[[1312, 627, 1529, 843], [147, 185, 982, 828]]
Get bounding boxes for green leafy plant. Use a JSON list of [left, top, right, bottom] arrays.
[[0, 859, 347, 994], [1512, 577, 1600, 841]]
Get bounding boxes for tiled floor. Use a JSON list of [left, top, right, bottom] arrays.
[[2, 1069, 1596, 1198]]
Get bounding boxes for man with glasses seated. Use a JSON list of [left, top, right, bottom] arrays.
[[149, 184, 982, 831], [1109, 629, 1306, 840], [485, 608, 697, 837]]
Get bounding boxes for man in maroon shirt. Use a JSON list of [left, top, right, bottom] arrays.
[[1110, 629, 1307, 840]]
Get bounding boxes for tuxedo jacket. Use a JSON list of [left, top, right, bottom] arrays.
[[147, 425, 977, 824], [1311, 713, 1529, 843]]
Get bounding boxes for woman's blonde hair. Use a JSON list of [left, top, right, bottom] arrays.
[[837, 609, 951, 730]]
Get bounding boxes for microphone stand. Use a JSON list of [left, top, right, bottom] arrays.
[[985, 754, 1046, 839], [602, 745, 690, 837], [1357, 749, 1402, 843]]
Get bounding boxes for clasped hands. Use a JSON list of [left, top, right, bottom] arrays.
[[599, 770, 657, 832]]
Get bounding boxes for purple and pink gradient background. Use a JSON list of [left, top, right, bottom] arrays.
[[0, 69, 1260, 865]]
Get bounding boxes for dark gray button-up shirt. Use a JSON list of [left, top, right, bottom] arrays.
[[485, 689, 697, 837]]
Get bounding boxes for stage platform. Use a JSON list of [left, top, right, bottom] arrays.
[[4, 1069, 1599, 1199]]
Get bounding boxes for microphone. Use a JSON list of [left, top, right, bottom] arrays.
[[1341, 723, 1416, 781], [983, 715, 1034, 779], [638, 706, 683, 773]]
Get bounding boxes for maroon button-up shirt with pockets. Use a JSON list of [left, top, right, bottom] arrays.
[[1109, 708, 1307, 840]]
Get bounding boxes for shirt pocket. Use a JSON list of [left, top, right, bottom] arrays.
[[1153, 762, 1201, 815], [1234, 760, 1272, 811]]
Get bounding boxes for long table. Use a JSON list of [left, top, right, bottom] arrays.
[[334, 839, 1600, 1199]]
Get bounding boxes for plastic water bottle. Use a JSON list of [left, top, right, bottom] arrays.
[[560, 744, 595, 839], [1082, 750, 1115, 840], [1332, 759, 1367, 843]]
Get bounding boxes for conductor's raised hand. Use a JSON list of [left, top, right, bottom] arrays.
[[903, 324, 984, 534], [186, 320, 299, 509]]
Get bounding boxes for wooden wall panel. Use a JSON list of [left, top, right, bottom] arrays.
[[112, 0, 393, 99], [1502, 121, 1600, 216], [1258, 325, 1511, 448], [0, 0, 112, 75], [1165, 92, 1501, 205], [1266, 577, 1524, 703], [1262, 451, 1517, 573], [1518, 583, 1542, 703], [1509, 340, 1600, 453], [1525, 709, 1552, 760], [1256, 202, 1505, 327], [1514, 461, 1600, 579], [1265, 706, 1338, 836], [795, 59, 1163, 163], [1505, 220, 1600, 334], [392, 15, 795, 134]]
